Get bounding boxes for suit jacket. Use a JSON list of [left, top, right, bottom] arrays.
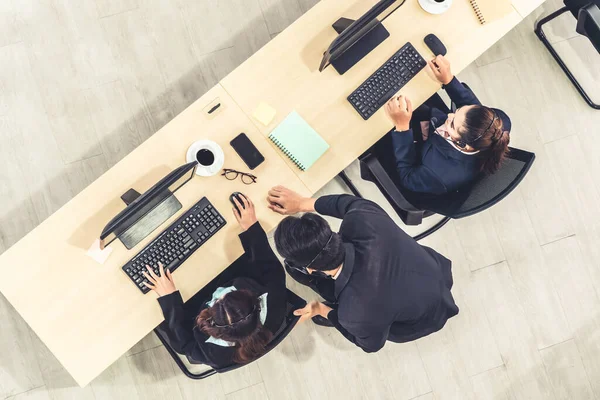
[[392, 77, 490, 195], [156, 222, 287, 368], [315, 195, 459, 353]]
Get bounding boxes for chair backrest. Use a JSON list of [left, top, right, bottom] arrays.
[[392, 147, 535, 218], [155, 287, 306, 379], [576, 1, 600, 52], [450, 147, 535, 218]]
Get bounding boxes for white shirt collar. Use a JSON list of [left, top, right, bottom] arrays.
[[332, 264, 343, 280]]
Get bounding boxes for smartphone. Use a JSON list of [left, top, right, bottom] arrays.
[[230, 133, 265, 170]]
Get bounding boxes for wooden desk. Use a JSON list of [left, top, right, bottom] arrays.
[[0, 0, 546, 388], [0, 85, 309, 386], [221, 0, 540, 193]]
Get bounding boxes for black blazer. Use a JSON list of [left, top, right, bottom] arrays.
[[392, 77, 510, 195], [156, 222, 287, 368], [315, 195, 459, 353]]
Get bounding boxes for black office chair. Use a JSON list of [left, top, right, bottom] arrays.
[[154, 287, 306, 379], [341, 147, 535, 240], [338, 84, 536, 240], [535, 0, 600, 109]]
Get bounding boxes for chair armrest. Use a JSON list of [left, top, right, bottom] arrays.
[[359, 153, 424, 225]]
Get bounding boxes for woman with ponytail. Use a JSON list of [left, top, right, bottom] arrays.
[[144, 194, 286, 368], [380, 54, 511, 202]]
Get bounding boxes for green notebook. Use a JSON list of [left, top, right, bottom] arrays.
[[269, 111, 329, 171]]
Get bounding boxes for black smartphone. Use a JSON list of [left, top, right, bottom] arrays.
[[230, 133, 265, 170]]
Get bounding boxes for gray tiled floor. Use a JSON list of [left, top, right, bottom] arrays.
[[1, 0, 600, 398]]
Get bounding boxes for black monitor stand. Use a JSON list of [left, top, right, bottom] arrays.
[[330, 17, 390, 75], [121, 188, 141, 205]]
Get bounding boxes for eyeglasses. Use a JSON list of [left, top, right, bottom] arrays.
[[222, 169, 257, 185], [283, 234, 334, 277]]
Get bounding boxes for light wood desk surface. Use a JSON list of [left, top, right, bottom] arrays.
[[0, 0, 546, 388], [221, 0, 543, 193], [0, 85, 309, 386]]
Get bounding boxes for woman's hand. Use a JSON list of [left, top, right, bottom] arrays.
[[267, 186, 316, 215], [232, 194, 258, 231], [428, 55, 454, 85], [385, 95, 413, 132], [293, 301, 333, 322], [143, 263, 177, 297]]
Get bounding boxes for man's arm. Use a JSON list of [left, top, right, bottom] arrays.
[[293, 301, 388, 352], [314, 195, 382, 219], [267, 186, 382, 219], [328, 309, 389, 353]]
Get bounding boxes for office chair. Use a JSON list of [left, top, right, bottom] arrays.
[[340, 146, 535, 240], [535, 0, 600, 109], [154, 287, 306, 379], [339, 85, 535, 240]]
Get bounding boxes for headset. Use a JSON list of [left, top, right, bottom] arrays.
[[284, 233, 334, 279], [431, 108, 498, 149], [209, 305, 257, 328]]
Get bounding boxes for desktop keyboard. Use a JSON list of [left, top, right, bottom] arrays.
[[348, 42, 427, 120], [122, 197, 226, 293]]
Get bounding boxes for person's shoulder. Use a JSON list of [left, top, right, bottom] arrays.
[[340, 200, 397, 237]]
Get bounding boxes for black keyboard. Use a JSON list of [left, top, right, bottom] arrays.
[[348, 42, 427, 120], [122, 197, 226, 293]]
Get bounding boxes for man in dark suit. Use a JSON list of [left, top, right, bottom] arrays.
[[267, 186, 459, 353]]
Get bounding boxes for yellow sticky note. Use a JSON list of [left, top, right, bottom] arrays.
[[253, 102, 276, 126]]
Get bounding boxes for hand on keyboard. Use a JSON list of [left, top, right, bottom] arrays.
[[347, 42, 427, 120], [385, 95, 413, 132], [122, 197, 226, 294], [142, 263, 177, 297]]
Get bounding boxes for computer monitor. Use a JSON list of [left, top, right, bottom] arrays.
[[318, 0, 405, 73], [100, 161, 198, 250]]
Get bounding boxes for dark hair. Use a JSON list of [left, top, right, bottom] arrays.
[[458, 106, 510, 175], [274, 213, 344, 271], [196, 289, 272, 364]]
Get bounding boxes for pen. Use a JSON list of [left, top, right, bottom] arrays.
[[207, 103, 221, 114]]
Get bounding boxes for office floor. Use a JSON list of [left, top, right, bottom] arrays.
[[1, 0, 600, 399]]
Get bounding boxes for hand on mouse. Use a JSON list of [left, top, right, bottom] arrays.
[[385, 95, 413, 132], [428, 55, 454, 85], [267, 186, 316, 215], [232, 195, 257, 231]]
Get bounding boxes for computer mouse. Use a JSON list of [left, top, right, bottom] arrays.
[[229, 192, 247, 215], [424, 33, 447, 56]]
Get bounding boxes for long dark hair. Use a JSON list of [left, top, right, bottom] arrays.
[[196, 289, 272, 364], [274, 213, 344, 271], [459, 106, 510, 174]]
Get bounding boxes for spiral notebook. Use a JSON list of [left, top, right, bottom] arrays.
[[469, 0, 512, 25], [269, 111, 329, 171]]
